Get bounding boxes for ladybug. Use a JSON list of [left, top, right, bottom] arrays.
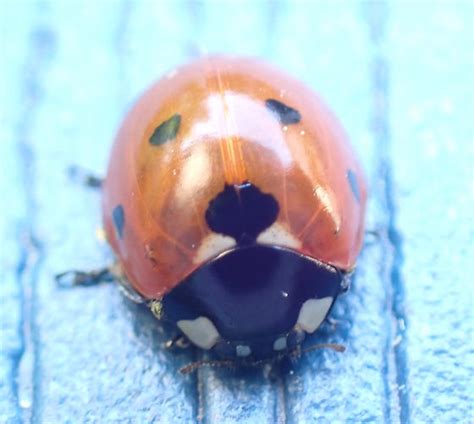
[[102, 56, 367, 361]]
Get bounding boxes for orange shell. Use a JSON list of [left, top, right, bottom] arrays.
[[102, 56, 367, 299]]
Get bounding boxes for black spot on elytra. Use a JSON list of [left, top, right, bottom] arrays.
[[112, 204, 125, 239], [265, 99, 301, 125], [347, 169, 360, 203], [205, 182, 279, 245], [149, 114, 181, 146]]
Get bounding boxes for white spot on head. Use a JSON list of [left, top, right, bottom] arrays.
[[194, 234, 236, 264], [273, 337, 287, 351], [296, 297, 333, 333], [236, 345, 251, 357], [256, 222, 302, 249], [177, 317, 220, 350]]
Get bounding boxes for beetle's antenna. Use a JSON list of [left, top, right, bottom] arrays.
[[179, 343, 345, 375], [299, 342, 346, 355], [68, 165, 103, 189], [55, 268, 114, 288], [180, 359, 235, 375]]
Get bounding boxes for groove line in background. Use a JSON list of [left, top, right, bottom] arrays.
[[366, 2, 410, 423], [13, 4, 55, 423]]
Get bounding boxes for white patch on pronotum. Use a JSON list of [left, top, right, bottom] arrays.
[[193, 234, 236, 264], [236, 345, 251, 357], [177, 317, 220, 350], [273, 336, 287, 351], [256, 222, 302, 249], [296, 297, 333, 333]]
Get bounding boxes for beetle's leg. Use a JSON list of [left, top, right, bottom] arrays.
[[326, 316, 339, 329], [261, 356, 294, 381], [364, 228, 383, 246], [340, 269, 354, 293], [55, 267, 114, 288], [68, 165, 103, 189], [110, 263, 146, 304], [56, 262, 147, 304]]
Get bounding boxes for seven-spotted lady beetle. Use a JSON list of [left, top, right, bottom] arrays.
[[101, 56, 367, 363]]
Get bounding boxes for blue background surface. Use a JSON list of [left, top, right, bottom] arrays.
[[1, 1, 473, 423]]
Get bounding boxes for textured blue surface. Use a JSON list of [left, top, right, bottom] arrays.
[[1, 1, 473, 423]]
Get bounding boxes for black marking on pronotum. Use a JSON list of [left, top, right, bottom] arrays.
[[347, 169, 360, 203], [205, 182, 279, 245], [265, 99, 301, 125], [149, 114, 181, 146], [162, 245, 342, 359], [112, 204, 125, 239]]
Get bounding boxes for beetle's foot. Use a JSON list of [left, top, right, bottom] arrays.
[[326, 317, 339, 329], [264, 354, 301, 381], [55, 268, 114, 288], [165, 335, 191, 350], [68, 165, 103, 189], [364, 228, 383, 246]]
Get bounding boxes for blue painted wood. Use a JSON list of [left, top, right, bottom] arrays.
[[14, 1, 196, 422], [274, 4, 394, 422], [389, 3, 474, 422], [1, 1, 473, 423], [1, 2, 48, 423]]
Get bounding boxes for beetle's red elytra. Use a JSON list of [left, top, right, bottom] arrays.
[[102, 56, 367, 359]]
